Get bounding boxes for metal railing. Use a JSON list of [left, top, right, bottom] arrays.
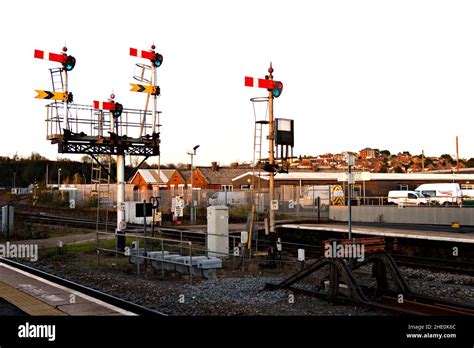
[[45, 103, 156, 140]]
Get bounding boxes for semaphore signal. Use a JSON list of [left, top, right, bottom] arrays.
[[34, 48, 76, 71], [130, 47, 163, 67], [245, 76, 283, 98]]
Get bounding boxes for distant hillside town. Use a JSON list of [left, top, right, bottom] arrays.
[[1, 148, 474, 189], [289, 148, 474, 173]]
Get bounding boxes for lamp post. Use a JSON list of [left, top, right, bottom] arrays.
[[187, 145, 200, 222], [58, 168, 62, 187]]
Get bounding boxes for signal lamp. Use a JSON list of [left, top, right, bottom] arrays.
[[152, 52, 163, 68], [113, 102, 123, 117], [62, 55, 76, 71]]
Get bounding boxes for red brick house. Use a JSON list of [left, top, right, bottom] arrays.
[[193, 162, 249, 191], [129, 169, 176, 192], [167, 170, 191, 196]]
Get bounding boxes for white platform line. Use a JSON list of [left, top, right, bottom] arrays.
[[281, 224, 474, 243], [0, 262, 137, 316]]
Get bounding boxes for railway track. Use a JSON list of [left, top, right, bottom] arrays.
[[0, 257, 167, 316], [15, 211, 115, 230], [391, 254, 474, 276], [9, 210, 474, 275], [378, 293, 474, 316]]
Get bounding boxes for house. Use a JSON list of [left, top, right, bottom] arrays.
[[193, 162, 249, 191], [129, 169, 176, 193], [232, 171, 269, 189], [360, 148, 377, 160], [167, 170, 191, 196]]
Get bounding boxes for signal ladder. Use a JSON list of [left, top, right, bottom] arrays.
[[91, 157, 113, 232], [252, 120, 268, 211], [48, 68, 72, 132], [249, 120, 270, 253]]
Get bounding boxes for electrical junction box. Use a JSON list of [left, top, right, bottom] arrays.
[[207, 206, 229, 259]]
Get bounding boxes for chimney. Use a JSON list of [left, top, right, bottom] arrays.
[[211, 162, 218, 172], [230, 162, 238, 169]]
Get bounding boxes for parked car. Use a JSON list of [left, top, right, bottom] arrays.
[[387, 190, 428, 206], [414, 183, 462, 205]]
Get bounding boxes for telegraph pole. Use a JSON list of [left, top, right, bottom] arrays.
[[268, 63, 276, 233]]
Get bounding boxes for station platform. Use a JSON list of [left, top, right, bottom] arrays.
[[0, 263, 136, 316], [280, 223, 474, 244]]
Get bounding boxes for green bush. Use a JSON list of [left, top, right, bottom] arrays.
[[37, 191, 68, 208]]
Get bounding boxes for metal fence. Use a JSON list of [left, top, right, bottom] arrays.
[[60, 184, 332, 219]]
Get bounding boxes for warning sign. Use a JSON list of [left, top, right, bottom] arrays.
[[331, 185, 345, 206], [172, 196, 184, 217]]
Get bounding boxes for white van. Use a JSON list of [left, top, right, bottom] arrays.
[[387, 190, 428, 206], [208, 191, 245, 206], [414, 183, 462, 205]]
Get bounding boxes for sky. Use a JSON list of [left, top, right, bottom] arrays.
[[1, 0, 474, 166]]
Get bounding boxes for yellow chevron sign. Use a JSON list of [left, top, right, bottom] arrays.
[[35, 90, 68, 101], [331, 185, 345, 206], [129, 83, 160, 95]]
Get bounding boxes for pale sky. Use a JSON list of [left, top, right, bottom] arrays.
[[1, 0, 474, 166]]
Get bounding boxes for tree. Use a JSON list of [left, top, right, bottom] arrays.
[[380, 150, 390, 157], [394, 166, 403, 173], [402, 151, 411, 156], [28, 152, 47, 161], [73, 173, 82, 185], [440, 154, 455, 165], [466, 158, 474, 168], [403, 160, 413, 172]]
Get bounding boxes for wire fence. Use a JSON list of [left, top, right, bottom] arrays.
[[44, 184, 474, 224]]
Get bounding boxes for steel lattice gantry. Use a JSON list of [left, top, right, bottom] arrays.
[[45, 102, 160, 156]]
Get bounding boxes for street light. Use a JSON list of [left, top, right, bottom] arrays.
[[187, 145, 200, 222], [58, 168, 62, 187]]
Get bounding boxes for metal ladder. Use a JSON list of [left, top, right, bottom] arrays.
[[50, 68, 64, 92], [253, 121, 265, 168], [251, 120, 270, 252], [252, 120, 269, 211], [91, 157, 112, 232], [48, 67, 72, 132]]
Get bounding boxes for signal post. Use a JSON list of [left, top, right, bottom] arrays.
[[245, 64, 284, 235], [35, 45, 163, 253]]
